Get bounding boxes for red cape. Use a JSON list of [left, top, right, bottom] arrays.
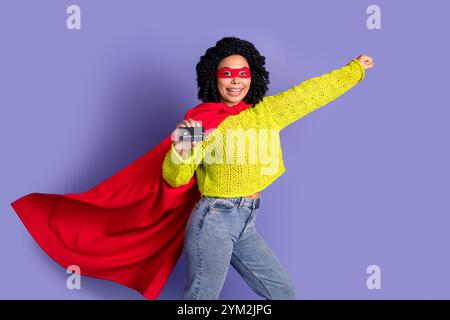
[[10, 100, 252, 299]]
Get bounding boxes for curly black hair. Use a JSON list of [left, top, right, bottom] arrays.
[[196, 37, 270, 106]]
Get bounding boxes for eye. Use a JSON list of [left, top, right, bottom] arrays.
[[239, 71, 247, 76], [223, 71, 232, 76]]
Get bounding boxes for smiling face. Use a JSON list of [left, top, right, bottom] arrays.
[[216, 55, 251, 107]]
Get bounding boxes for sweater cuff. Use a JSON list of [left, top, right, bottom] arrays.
[[350, 59, 366, 82], [170, 143, 198, 164]]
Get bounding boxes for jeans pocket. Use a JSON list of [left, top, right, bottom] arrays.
[[185, 199, 203, 235], [209, 198, 236, 212]]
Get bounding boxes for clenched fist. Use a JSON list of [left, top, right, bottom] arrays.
[[356, 54, 375, 70], [171, 118, 202, 158]]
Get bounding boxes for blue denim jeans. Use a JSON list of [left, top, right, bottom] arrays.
[[182, 195, 296, 300]]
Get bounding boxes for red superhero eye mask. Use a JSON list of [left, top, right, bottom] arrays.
[[216, 67, 251, 78]]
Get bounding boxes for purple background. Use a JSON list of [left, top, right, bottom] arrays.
[[1, 0, 449, 299]]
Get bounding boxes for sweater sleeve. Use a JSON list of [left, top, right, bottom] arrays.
[[258, 59, 365, 131], [162, 142, 204, 187]]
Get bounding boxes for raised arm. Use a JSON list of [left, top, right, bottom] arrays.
[[257, 56, 372, 131]]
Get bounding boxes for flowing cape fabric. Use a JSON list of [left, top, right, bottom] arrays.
[[10, 100, 252, 299]]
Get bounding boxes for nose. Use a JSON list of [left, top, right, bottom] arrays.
[[231, 77, 241, 84]]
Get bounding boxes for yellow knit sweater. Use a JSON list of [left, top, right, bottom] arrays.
[[162, 59, 365, 197]]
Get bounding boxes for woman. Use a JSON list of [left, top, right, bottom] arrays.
[[162, 37, 374, 299]]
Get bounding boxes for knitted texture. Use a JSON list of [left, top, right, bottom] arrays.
[[162, 59, 365, 197]]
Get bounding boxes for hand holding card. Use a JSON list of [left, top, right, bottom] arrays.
[[171, 118, 203, 158]]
